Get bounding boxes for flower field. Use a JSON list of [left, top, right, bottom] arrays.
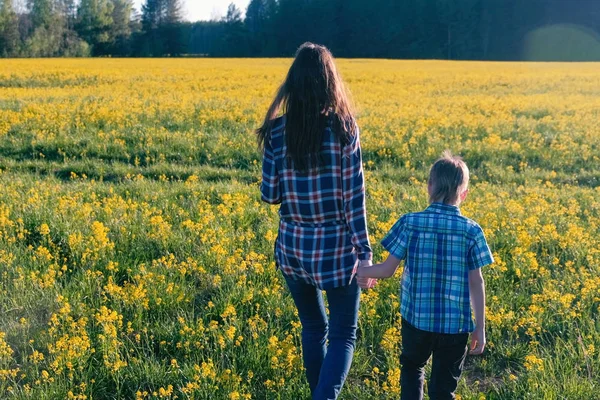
[[0, 59, 599, 399]]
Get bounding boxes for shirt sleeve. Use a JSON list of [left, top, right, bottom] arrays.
[[381, 216, 408, 260], [260, 135, 281, 205], [467, 225, 494, 270], [342, 125, 373, 261]]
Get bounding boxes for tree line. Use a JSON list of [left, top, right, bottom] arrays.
[[1, 0, 599, 59]]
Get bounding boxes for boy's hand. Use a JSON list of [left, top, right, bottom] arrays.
[[469, 327, 486, 355]]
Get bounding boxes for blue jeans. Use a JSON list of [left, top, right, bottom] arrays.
[[400, 318, 469, 400], [283, 274, 361, 400]]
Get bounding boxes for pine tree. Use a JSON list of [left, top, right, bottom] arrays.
[[76, 0, 114, 53], [224, 2, 241, 24], [140, 0, 184, 55], [107, 0, 131, 54], [245, 0, 265, 34], [141, 0, 160, 30], [219, 3, 246, 56], [57, 0, 76, 29], [0, 0, 20, 56], [28, 0, 54, 28], [164, 0, 182, 24], [110, 0, 131, 37]]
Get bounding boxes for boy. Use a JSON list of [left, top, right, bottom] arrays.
[[358, 151, 492, 400]]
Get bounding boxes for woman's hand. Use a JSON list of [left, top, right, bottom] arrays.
[[357, 277, 377, 289], [357, 260, 377, 289]]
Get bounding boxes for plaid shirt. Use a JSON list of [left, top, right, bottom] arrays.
[[381, 203, 493, 333], [261, 115, 372, 289]]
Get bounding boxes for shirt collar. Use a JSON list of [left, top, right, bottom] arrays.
[[427, 202, 461, 215]]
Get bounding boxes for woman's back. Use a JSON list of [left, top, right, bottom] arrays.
[[261, 113, 371, 289], [268, 115, 345, 225]]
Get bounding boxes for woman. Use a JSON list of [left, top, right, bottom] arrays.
[[258, 42, 375, 399]]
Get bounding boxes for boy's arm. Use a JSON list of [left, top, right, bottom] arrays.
[[466, 224, 493, 355], [468, 267, 486, 355], [358, 254, 402, 279]]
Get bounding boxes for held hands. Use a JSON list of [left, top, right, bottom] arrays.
[[357, 276, 376, 289], [357, 259, 377, 290], [469, 326, 486, 355]]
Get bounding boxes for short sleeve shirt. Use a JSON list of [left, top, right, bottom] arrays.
[[381, 203, 494, 333]]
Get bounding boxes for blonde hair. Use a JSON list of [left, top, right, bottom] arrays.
[[428, 150, 469, 204]]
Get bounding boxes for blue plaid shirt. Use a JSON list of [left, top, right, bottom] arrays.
[[261, 115, 372, 289], [381, 203, 493, 333]]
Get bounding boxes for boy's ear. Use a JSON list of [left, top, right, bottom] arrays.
[[460, 189, 469, 202]]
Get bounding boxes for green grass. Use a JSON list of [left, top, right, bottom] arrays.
[[0, 59, 599, 399]]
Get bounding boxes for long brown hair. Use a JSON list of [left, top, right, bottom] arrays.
[[257, 42, 356, 171]]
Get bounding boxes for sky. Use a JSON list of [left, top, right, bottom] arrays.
[[133, 0, 251, 22]]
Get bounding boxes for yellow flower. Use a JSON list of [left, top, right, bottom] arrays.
[[0, 332, 14, 361], [39, 223, 50, 235], [524, 354, 544, 371]]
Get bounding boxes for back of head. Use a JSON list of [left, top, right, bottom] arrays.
[[428, 150, 470, 205], [257, 42, 355, 171]]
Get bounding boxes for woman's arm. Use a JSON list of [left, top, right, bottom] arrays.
[[260, 136, 281, 204], [357, 254, 401, 279], [342, 126, 372, 261]]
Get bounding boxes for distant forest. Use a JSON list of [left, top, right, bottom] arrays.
[[1, 0, 600, 60]]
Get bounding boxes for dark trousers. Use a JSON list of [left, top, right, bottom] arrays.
[[283, 274, 361, 400], [400, 319, 469, 400]]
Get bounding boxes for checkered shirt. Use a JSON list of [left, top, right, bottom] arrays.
[[261, 116, 372, 289], [381, 203, 494, 333]]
